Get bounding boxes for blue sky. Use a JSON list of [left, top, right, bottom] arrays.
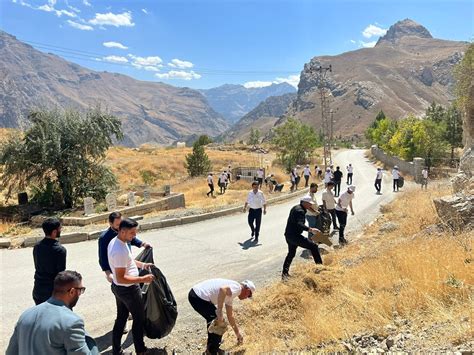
[[1, 0, 472, 89]]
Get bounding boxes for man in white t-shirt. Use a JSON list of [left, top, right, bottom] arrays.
[[108, 218, 154, 355], [421, 167, 429, 189], [375, 168, 383, 194], [322, 181, 338, 230], [335, 185, 355, 245], [346, 164, 354, 184], [243, 181, 267, 243], [207, 173, 215, 198], [324, 168, 332, 185], [302, 164, 312, 187], [392, 166, 401, 192], [188, 279, 255, 354], [256, 168, 264, 188], [218, 171, 228, 194]]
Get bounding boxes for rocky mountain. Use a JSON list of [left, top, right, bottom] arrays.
[[0, 30, 228, 146], [199, 82, 296, 123], [221, 92, 296, 142], [285, 19, 468, 137]]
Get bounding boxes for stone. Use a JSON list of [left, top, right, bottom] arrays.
[[88, 230, 103, 240], [433, 194, 473, 230], [385, 338, 395, 349], [0, 237, 11, 248], [105, 193, 117, 211], [379, 222, 399, 233], [143, 188, 151, 203], [83, 197, 94, 216], [128, 192, 136, 207], [164, 185, 171, 196]]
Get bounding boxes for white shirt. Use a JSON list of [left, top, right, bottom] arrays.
[[322, 190, 336, 210], [192, 279, 242, 306], [422, 169, 428, 179], [207, 175, 213, 184], [324, 171, 332, 183], [290, 171, 296, 182], [306, 192, 319, 216], [392, 169, 400, 179], [257, 170, 264, 178], [303, 167, 311, 176], [376, 170, 383, 179], [335, 191, 354, 212], [246, 190, 266, 209], [315, 167, 321, 174], [108, 237, 139, 287], [219, 173, 228, 183], [347, 165, 353, 174]]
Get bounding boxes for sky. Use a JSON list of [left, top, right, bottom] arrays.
[[0, 0, 472, 89]]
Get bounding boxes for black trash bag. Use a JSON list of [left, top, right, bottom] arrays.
[[136, 247, 154, 265], [315, 207, 332, 234], [397, 176, 405, 188]]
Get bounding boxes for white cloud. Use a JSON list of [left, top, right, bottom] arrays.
[[155, 70, 201, 80], [103, 55, 128, 64], [142, 8, 148, 14], [350, 39, 356, 44], [82, 0, 91, 6], [362, 24, 387, 38], [168, 58, 194, 69], [103, 41, 128, 49], [143, 66, 161, 72], [129, 54, 163, 67], [360, 40, 377, 48], [67, 20, 93, 31], [243, 74, 300, 89], [89, 11, 134, 27], [37, 3, 76, 17]]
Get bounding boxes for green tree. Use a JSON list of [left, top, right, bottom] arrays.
[[271, 117, 320, 172], [365, 116, 398, 150], [196, 135, 213, 146], [444, 104, 463, 160], [454, 42, 473, 147], [425, 101, 445, 123], [0, 107, 123, 208], [185, 141, 212, 177], [248, 128, 261, 145], [374, 110, 386, 123]]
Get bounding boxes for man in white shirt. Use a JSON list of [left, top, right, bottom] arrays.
[[207, 173, 215, 198], [392, 166, 401, 192], [294, 165, 301, 190], [218, 171, 228, 194], [302, 164, 312, 187], [243, 181, 267, 243], [322, 181, 339, 230], [108, 218, 154, 355], [421, 167, 429, 190], [315, 165, 322, 180], [256, 168, 264, 188], [346, 164, 354, 184], [324, 168, 333, 186], [375, 168, 383, 194], [290, 169, 297, 192], [335, 185, 355, 245], [188, 279, 255, 354], [305, 183, 320, 239]]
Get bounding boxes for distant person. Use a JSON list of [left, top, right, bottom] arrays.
[[295, 165, 301, 189], [218, 171, 228, 194], [421, 167, 429, 189], [207, 173, 215, 197], [324, 168, 332, 185], [315, 165, 322, 180], [335, 185, 355, 246], [227, 165, 232, 183], [7, 271, 98, 355], [346, 164, 354, 184], [305, 183, 320, 240], [243, 181, 267, 243], [33, 218, 66, 305], [188, 279, 255, 354], [302, 164, 312, 187], [256, 168, 264, 188], [392, 166, 401, 192], [329, 164, 334, 176], [322, 181, 339, 230], [266, 173, 276, 193], [290, 169, 297, 192], [108, 218, 155, 355], [375, 168, 383, 194], [333, 166, 343, 197], [282, 196, 322, 279]]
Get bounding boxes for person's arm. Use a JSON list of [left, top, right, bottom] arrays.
[[216, 286, 233, 321], [114, 267, 153, 284], [98, 237, 111, 273], [349, 201, 354, 215], [5, 323, 19, 355], [296, 210, 310, 232], [243, 202, 248, 212], [64, 318, 98, 355], [57, 247, 67, 273], [225, 304, 243, 344], [130, 236, 143, 248]]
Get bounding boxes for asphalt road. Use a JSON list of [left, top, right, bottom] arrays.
[[0, 149, 400, 353]]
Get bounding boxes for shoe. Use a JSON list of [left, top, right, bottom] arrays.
[[333, 226, 339, 230], [339, 238, 348, 245], [254, 237, 259, 243], [282, 273, 291, 281]]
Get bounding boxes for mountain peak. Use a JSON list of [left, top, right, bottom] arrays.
[[376, 19, 432, 46]]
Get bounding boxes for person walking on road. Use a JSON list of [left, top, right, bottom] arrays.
[[207, 173, 215, 197], [392, 166, 401, 192], [335, 185, 355, 246], [282, 196, 323, 279], [227, 166, 232, 183], [108, 218, 155, 355], [322, 181, 339, 231], [302, 164, 312, 187], [188, 279, 255, 354], [421, 167, 429, 190], [243, 181, 267, 243], [346, 164, 354, 184], [333, 166, 343, 197], [375, 168, 383, 194], [324, 168, 332, 186], [305, 183, 320, 240], [7, 271, 98, 355], [315, 165, 322, 180], [32, 218, 66, 305]]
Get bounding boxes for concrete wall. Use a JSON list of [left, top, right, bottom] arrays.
[[370, 145, 425, 183]]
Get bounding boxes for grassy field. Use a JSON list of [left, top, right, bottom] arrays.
[[229, 185, 472, 352]]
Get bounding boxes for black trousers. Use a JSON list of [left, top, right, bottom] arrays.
[[257, 177, 263, 188], [328, 208, 338, 229], [207, 183, 214, 196], [347, 173, 353, 184], [282, 234, 322, 276], [219, 182, 226, 194], [248, 208, 262, 238], [111, 284, 146, 354], [334, 181, 341, 196], [335, 209, 348, 241], [375, 179, 382, 192], [304, 175, 310, 187], [32, 284, 53, 305], [393, 179, 399, 191], [188, 289, 222, 354]]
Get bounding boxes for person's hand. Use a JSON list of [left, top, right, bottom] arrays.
[[236, 332, 244, 344], [309, 228, 321, 235], [263, 209, 267, 215], [242, 207, 246, 213], [141, 274, 155, 284], [142, 263, 153, 270], [142, 242, 152, 249], [216, 309, 224, 322], [106, 273, 113, 283], [351, 210, 355, 215]]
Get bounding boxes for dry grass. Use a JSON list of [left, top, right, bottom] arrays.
[[231, 184, 473, 352]]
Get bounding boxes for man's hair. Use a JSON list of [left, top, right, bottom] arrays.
[[42, 218, 61, 236], [53, 270, 82, 292], [336, 166, 340, 170], [251, 181, 259, 186], [310, 183, 318, 189], [108, 211, 122, 224], [119, 217, 138, 231], [326, 181, 335, 186]]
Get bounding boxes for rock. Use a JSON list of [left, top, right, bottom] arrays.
[[0, 237, 11, 248], [385, 338, 395, 349], [433, 194, 474, 230], [379, 222, 399, 233], [420, 67, 434, 86]]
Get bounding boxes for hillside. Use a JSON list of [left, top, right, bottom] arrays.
[[0, 30, 228, 147], [199, 82, 296, 123], [286, 19, 468, 137]]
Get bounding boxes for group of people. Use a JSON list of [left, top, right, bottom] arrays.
[[374, 165, 429, 194], [207, 166, 233, 197]]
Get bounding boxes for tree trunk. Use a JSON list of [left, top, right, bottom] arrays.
[[58, 171, 73, 208]]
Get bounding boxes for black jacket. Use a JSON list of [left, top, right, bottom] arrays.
[[285, 204, 310, 237], [33, 238, 66, 300], [333, 170, 343, 182]]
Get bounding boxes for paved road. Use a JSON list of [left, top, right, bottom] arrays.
[[0, 149, 400, 353]]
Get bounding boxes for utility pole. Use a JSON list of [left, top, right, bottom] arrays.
[[309, 64, 333, 170]]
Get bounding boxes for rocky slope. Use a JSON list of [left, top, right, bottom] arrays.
[[199, 82, 296, 123], [0, 30, 228, 146], [286, 19, 468, 137]]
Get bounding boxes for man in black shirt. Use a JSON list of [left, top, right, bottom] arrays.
[[32, 218, 66, 305], [282, 196, 322, 279], [333, 166, 343, 197]]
